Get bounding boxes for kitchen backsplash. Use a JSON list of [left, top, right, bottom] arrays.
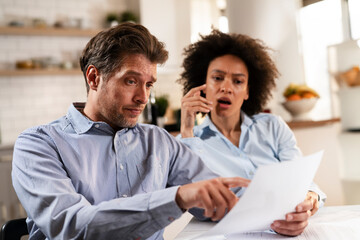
[[0, 75, 87, 145]]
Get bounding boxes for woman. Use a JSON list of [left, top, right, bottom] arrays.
[[177, 29, 326, 236]]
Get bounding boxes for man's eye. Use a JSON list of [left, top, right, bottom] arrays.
[[127, 79, 136, 85], [146, 83, 154, 89]]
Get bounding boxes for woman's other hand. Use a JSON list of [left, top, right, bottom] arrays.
[[270, 191, 319, 236]]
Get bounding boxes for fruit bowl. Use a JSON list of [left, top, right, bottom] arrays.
[[282, 98, 318, 121]]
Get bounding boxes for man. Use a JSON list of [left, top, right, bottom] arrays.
[[12, 23, 249, 240]]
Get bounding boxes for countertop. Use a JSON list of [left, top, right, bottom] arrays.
[[0, 118, 342, 161]]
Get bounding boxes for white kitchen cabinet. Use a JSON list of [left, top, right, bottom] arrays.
[[0, 160, 26, 226]]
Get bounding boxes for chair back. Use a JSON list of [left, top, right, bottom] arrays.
[[0, 218, 28, 240]]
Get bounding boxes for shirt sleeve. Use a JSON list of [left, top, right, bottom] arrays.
[[12, 128, 184, 240], [274, 116, 303, 162], [175, 133, 216, 168], [274, 116, 327, 207], [176, 134, 204, 152], [175, 133, 245, 220]]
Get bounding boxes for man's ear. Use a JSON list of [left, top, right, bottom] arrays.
[[86, 65, 100, 90]]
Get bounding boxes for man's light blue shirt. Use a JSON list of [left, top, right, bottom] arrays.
[[178, 112, 326, 204], [12, 103, 218, 240]]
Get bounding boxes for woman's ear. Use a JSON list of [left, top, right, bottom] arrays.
[[201, 83, 207, 96], [200, 90, 206, 98], [86, 65, 100, 90], [244, 85, 249, 100]]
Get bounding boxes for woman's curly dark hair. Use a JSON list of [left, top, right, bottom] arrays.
[[177, 29, 279, 116]]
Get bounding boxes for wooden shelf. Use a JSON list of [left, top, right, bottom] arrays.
[[287, 118, 341, 129], [0, 26, 101, 37], [0, 68, 82, 76]]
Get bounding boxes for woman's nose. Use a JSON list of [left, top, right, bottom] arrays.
[[220, 80, 233, 94]]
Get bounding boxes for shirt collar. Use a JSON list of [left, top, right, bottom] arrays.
[[66, 103, 94, 134], [66, 103, 142, 135], [240, 111, 254, 129], [201, 115, 218, 133]]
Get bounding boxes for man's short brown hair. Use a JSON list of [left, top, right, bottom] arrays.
[[80, 22, 168, 93]]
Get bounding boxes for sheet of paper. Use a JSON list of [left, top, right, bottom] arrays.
[[226, 208, 360, 240], [176, 206, 360, 240], [194, 151, 323, 239]]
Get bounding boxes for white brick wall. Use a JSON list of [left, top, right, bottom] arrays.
[[0, 75, 87, 144], [0, 0, 128, 144]]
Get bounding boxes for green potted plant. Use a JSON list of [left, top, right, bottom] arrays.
[[119, 11, 138, 23], [105, 13, 119, 27], [155, 95, 169, 128]]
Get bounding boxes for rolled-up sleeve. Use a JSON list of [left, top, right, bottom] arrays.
[[12, 129, 184, 240]]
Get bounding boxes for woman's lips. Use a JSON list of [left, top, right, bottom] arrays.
[[217, 97, 231, 109]]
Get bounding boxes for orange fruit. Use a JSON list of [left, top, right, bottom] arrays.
[[287, 94, 302, 101], [302, 92, 316, 99]]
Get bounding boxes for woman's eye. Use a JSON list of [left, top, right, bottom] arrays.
[[212, 76, 223, 81], [234, 79, 244, 84]]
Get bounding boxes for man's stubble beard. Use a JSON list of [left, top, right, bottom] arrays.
[[98, 81, 139, 129], [107, 103, 139, 129]]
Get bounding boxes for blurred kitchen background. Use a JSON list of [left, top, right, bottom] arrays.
[[0, 0, 359, 233]]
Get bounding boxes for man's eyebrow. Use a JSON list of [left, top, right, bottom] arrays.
[[211, 69, 246, 77], [125, 70, 157, 82]]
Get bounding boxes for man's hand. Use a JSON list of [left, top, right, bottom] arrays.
[[176, 177, 250, 221], [180, 84, 213, 138], [271, 191, 319, 236]]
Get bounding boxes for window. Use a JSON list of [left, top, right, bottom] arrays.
[[348, 0, 360, 39], [190, 0, 228, 43], [298, 0, 343, 119]]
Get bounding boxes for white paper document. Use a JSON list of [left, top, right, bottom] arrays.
[[194, 151, 324, 239], [176, 205, 360, 240]]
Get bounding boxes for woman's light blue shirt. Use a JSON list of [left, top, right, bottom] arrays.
[[178, 112, 326, 204]]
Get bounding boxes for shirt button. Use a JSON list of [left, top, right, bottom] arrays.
[[122, 194, 128, 198], [95, 124, 100, 128], [168, 217, 175, 222], [120, 164, 124, 170]]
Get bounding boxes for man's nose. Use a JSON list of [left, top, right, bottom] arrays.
[[134, 85, 148, 104]]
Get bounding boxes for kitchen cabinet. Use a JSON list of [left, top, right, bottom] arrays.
[[326, 39, 360, 205], [338, 131, 360, 205], [0, 160, 26, 226]]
